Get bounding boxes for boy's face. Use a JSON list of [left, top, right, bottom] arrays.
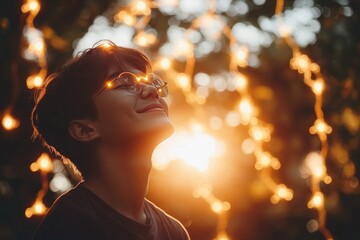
[[92, 62, 174, 149]]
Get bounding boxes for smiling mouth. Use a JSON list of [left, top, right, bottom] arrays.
[[138, 103, 165, 113], [144, 107, 164, 112]]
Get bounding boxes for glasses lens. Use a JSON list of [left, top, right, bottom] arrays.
[[148, 74, 168, 97], [115, 72, 142, 93], [109, 72, 168, 97]]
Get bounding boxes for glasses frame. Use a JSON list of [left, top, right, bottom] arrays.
[[92, 72, 168, 100]]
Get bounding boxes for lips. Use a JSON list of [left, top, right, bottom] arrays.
[[137, 103, 165, 113]]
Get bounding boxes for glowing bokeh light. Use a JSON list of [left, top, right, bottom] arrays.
[[304, 152, 326, 180], [50, 173, 72, 193], [30, 153, 53, 173], [308, 191, 324, 209], [1, 114, 20, 130], [25, 201, 47, 218], [153, 127, 224, 172], [16, 0, 347, 239]]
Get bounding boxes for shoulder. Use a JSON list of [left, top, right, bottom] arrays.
[[40, 184, 97, 219], [33, 185, 105, 240], [145, 199, 191, 240]]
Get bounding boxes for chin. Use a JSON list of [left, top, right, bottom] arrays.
[[149, 118, 174, 144], [158, 121, 175, 142], [132, 116, 174, 145]]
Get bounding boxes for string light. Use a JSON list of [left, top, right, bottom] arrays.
[[193, 185, 230, 240], [153, 124, 224, 172], [1, 111, 20, 131], [276, 0, 334, 239], [19, 1, 351, 240], [22, 0, 47, 89], [271, 184, 293, 204], [156, 57, 172, 70], [25, 153, 53, 218], [20, 0, 53, 219], [158, 1, 293, 210], [1, 0, 44, 132], [113, 1, 293, 238], [133, 30, 157, 47], [232, 45, 249, 68]]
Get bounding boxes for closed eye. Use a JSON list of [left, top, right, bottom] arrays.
[[114, 84, 134, 89]]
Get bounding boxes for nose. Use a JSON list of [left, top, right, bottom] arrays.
[[139, 83, 159, 99]]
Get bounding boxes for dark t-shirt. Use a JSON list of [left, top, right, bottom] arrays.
[[33, 185, 190, 240]]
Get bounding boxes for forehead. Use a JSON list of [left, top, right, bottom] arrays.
[[106, 66, 146, 80], [75, 46, 151, 92], [94, 46, 150, 74]]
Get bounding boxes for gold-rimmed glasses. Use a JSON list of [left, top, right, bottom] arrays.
[[93, 72, 168, 100]]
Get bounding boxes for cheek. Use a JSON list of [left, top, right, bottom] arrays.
[[94, 94, 174, 144], [95, 96, 137, 141]]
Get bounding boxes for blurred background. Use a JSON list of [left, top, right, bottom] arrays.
[[0, 0, 359, 239]]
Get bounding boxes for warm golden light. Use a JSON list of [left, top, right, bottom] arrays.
[[193, 185, 231, 239], [26, 153, 53, 218], [134, 31, 157, 47], [211, 201, 224, 214], [238, 98, 255, 123], [323, 175, 332, 184], [233, 72, 247, 92], [2, 113, 20, 130], [249, 126, 271, 142], [194, 185, 231, 214], [277, 1, 334, 237], [25, 200, 47, 218], [28, 1, 40, 12], [26, 74, 44, 89], [304, 152, 326, 180], [255, 152, 280, 170], [290, 54, 310, 74], [176, 73, 191, 91], [33, 75, 43, 86], [271, 184, 293, 204], [312, 80, 324, 95], [33, 39, 44, 52], [153, 127, 224, 172], [31, 153, 53, 173], [135, 1, 147, 12], [17, 1, 341, 239], [114, 11, 136, 25], [131, 0, 151, 15], [215, 231, 230, 240], [30, 162, 39, 172], [309, 119, 332, 135], [193, 185, 212, 198], [174, 39, 194, 58], [241, 138, 256, 154], [308, 191, 324, 209], [21, 0, 40, 14], [38, 153, 53, 172], [25, 208, 32, 218], [106, 81, 113, 88], [34, 201, 46, 214], [233, 45, 249, 67], [101, 43, 112, 49], [159, 57, 172, 70]]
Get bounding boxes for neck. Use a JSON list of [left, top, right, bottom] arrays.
[[82, 139, 155, 224]]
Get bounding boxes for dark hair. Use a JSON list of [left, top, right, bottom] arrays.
[[31, 40, 152, 179]]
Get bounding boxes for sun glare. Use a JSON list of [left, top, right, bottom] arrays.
[[152, 126, 224, 172]]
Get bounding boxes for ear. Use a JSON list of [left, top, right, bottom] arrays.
[[68, 119, 99, 142]]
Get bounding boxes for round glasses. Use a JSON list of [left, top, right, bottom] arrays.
[[93, 72, 168, 100]]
